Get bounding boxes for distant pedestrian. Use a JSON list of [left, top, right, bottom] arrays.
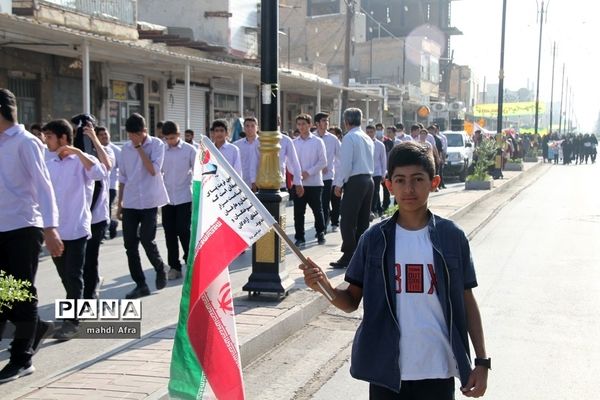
[[96, 127, 121, 239], [366, 125, 386, 218], [161, 121, 196, 281], [210, 119, 242, 177], [184, 129, 199, 149], [314, 112, 341, 233], [117, 113, 170, 299], [292, 114, 327, 247], [331, 108, 374, 268], [234, 117, 260, 191]]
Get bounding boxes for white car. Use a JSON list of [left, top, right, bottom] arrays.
[[442, 131, 473, 182]]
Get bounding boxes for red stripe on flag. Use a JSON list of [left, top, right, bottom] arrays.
[[188, 294, 244, 400], [190, 217, 248, 301]]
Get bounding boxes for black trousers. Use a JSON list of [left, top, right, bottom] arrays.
[[321, 179, 333, 228], [161, 202, 192, 271], [330, 184, 341, 226], [122, 208, 167, 287], [52, 236, 87, 301], [382, 179, 391, 211], [0, 227, 43, 364], [293, 186, 325, 241], [83, 221, 107, 299], [371, 176, 383, 214], [340, 174, 374, 261], [369, 378, 455, 400]]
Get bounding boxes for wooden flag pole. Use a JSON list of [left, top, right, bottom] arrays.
[[271, 223, 336, 302]]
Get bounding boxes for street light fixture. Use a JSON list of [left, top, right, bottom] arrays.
[[497, 0, 508, 134]]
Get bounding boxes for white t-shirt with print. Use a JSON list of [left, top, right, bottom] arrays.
[[395, 224, 459, 381]]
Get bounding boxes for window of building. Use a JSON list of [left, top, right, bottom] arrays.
[[8, 73, 40, 127], [307, 0, 340, 17]]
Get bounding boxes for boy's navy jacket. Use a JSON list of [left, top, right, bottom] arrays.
[[345, 210, 478, 392]]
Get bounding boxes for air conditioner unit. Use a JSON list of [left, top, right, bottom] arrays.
[[432, 103, 447, 112], [449, 102, 464, 112]]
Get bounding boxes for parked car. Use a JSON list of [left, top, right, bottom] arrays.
[[442, 131, 473, 182]]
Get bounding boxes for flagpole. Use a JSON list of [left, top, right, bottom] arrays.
[[271, 224, 336, 302], [200, 136, 335, 302]]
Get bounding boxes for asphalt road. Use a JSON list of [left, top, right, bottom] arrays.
[[244, 161, 600, 400]]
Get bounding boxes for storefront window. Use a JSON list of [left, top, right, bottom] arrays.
[[108, 80, 143, 142]]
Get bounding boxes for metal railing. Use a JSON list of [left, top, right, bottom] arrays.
[[42, 0, 136, 25]]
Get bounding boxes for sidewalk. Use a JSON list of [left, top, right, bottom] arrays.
[[17, 162, 544, 400]]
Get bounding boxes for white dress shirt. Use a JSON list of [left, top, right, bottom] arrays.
[[395, 132, 414, 144], [234, 137, 260, 188], [373, 138, 387, 178], [217, 141, 243, 178], [46, 153, 106, 240], [316, 130, 341, 181], [91, 145, 115, 224], [293, 133, 327, 187], [108, 142, 121, 190], [0, 124, 59, 231], [119, 135, 169, 209], [333, 126, 374, 187], [162, 140, 196, 205]]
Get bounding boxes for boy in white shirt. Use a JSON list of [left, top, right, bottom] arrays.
[[302, 142, 489, 399]]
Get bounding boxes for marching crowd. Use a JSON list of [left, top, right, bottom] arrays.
[[0, 85, 452, 383]]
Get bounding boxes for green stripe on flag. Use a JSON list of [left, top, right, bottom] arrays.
[[169, 180, 207, 399]]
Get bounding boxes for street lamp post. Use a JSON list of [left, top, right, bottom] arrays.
[[534, 0, 547, 136], [243, 0, 294, 297], [497, 0, 508, 134], [548, 42, 556, 135]]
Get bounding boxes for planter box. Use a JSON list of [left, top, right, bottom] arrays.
[[524, 156, 538, 163], [504, 162, 524, 171], [465, 180, 493, 190]]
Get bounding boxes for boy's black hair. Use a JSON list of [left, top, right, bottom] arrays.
[[211, 119, 229, 132], [410, 124, 420, 132], [395, 122, 404, 130], [366, 124, 376, 131], [314, 112, 329, 124], [156, 121, 164, 129], [184, 129, 194, 135], [387, 141, 435, 180], [0, 88, 18, 123], [30, 123, 42, 132], [42, 119, 73, 144], [244, 116, 258, 124], [375, 122, 384, 129], [162, 120, 179, 136], [126, 113, 146, 133]]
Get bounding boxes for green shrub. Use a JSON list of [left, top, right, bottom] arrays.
[[0, 271, 34, 311], [467, 138, 497, 182]]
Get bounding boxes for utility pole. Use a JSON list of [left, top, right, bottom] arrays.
[[558, 64, 565, 135], [341, 0, 354, 113], [548, 42, 556, 135], [497, 0, 508, 134], [534, 0, 546, 136]]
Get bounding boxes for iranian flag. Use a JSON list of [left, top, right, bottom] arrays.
[[169, 136, 276, 400]]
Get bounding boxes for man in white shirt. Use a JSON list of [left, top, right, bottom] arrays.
[[366, 125, 387, 218], [234, 117, 260, 191], [184, 129, 199, 149], [331, 108, 374, 268], [161, 121, 196, 280], [82, 125, 114, 300], [117, 113, 170, 299], [43, 119, 107, 340], [314, 112, 341, 233], [0, 89, 63, 382], [292, 114, 327, 247], [96, 127, 121, 239], [210, 119, 243, 177], [395, 123, 413, 143]]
